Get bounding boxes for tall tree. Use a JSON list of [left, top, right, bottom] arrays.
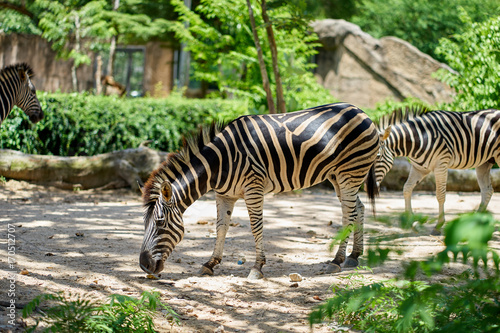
[[259, 0, 285, 113], [106, 0, 120, 78], [246, 0, 276, 113]]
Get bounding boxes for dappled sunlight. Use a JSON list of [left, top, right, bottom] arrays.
[[1, 185, 500, 332]]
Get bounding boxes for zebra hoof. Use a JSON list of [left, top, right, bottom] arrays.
[[326, 263, 341, 274], [198, 266, 214, 276], [431, 228, 442, 236], [247, 268, 264, 280], [344, 257, 359, 268]]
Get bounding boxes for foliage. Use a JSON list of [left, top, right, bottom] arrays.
[[351, 0, 500, 63], [37, 0, 109, 67], [166, 0, 333, 112], [22, 290, 178, 332], [310, 212, 500, 332], [434, 13, 500, 111], [0, 92, 248, 156], [0, 0, 41, 34]]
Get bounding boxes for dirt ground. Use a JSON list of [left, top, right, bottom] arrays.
[[1, 180, 499, 333]]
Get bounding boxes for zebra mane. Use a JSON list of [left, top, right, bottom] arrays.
[[1, 63, 35, 80], [142, 121, 226, 207], [375, 105, 430, 130]]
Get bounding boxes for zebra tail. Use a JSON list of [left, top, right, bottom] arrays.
[[365, 162, 379, 217]]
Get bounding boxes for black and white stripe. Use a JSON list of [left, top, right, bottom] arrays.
[[0, 63, 43, 125], [376, 107, 500, 234], [140, 103, 380, 278]]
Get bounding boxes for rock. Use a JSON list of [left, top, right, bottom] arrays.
[[289, 273, 303, 282], [214, 325, 225, 333], [312, 19, 454, 108]]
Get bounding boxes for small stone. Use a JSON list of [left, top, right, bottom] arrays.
[[175, 258, 182, 263], [290, 282, 299, 288], [20, 269, 30, 275], [214, 325, 225, 333], [197, 220, 209, 225], [277, 258, 284, 263], [289, 273, 302, 282]]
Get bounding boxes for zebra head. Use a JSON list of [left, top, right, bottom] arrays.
[[15, 64, 43, 123], [376, 126, 394, 187], [140, 180, 184, 275]]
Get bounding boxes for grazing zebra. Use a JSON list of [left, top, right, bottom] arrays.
[[0, 63, 43, 125], [139, 103, 380, 279], [376, 107, 500, 234]]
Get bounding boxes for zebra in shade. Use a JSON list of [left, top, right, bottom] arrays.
[[376, 107, 500, 234], [1, 63, 43, 125], [139, 103, 380, 279]]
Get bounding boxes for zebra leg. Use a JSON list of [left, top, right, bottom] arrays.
[[327, 180, 359, 274], [476, 162, 493, 212], [432, 163, 449, 235], [244, 187, 266, 280], [403, 166, 430, 214], [345, 196, 364, 268], [199, 195, 238, 276]]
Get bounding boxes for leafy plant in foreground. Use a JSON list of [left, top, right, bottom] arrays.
[[310, 212, 500, 332], [23, 290, 179, 332]]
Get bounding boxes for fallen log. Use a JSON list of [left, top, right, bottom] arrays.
[[381, 157, 500, 192], [0, 146, 169, 190]]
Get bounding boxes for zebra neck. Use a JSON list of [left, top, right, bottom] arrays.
[[0, 78, 16, 118], [172, 150, 217, 213]]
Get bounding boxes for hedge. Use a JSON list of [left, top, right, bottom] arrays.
[[0, 92, 249, 156]]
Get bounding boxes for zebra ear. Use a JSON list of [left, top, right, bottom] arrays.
[[18, 68, 28, 82], [137, 180, 144, 194], [381, 126, 391, 141], [160, 181, 173, 202]]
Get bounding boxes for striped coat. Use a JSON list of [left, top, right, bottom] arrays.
[[376, 107, 500, 233], [140, 103, 379, 279]]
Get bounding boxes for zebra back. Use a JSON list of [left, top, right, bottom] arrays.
[[375, 105, 430, 131]]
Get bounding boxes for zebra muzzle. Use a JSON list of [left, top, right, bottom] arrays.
[[139, 250, 164, 275]]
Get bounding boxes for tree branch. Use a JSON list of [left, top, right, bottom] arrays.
[[0, 1, 34, 19]]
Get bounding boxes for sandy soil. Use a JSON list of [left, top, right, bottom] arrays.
[[1, 180, 499, 333]]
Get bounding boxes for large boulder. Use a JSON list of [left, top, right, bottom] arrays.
[[312, 19, 454, 108]]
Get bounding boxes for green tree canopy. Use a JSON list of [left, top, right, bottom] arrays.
[[435, 13, 500, 111], [167, 0, 333, 112], [351, 0, 500, 62]]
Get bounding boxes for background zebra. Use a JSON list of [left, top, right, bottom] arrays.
[[139, 103, 380, 279], [376, 107, 500, 234], [0, 63, 43, 125]]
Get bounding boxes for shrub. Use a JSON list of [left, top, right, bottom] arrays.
[[0, 92, 248, 156], [22, 290, 179, 332], [310, 212, 500, 332], [434, 12, 500, 111]]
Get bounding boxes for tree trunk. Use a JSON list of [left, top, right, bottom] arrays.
[[71, 13, 80, 91], [0, 147, 169, 190], [95, 53, 103, 95], [106, 0, 120, 78], [246, 0, 276, 114], [260, 0, 286, 113]]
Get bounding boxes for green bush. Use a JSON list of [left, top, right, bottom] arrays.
[[310, 212, 500, 332], [23, 290, 178, 332], [0, 92, 248, 156]]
